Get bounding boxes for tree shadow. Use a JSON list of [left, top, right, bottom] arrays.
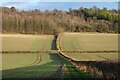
[[51, 35, 58, 50], [77, 61, 119, 78], [53, 54, 92, 79], [49, 54, 64, 63], [1, 54, 92, 80], [1, 54, 63, 79]]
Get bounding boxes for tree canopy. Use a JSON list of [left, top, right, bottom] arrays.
[[1, 6, 119, 34]]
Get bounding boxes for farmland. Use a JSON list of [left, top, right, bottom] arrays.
[[2, 53, 63, 78], [60, 33, 118, 51], [2, 53, 64, 78], [1, 34, 91, 79], [64, 53, 118, 61], [59, 33, 118, 61], [1, 3, 119, 79], [2, 54, 37, 70], [2, 34, 54, 51], [2, 53, 91, 79], [1, 34, 63, 78], [57, 33, 119, 78], [1, 33, 119, 79]]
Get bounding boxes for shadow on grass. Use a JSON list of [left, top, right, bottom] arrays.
[[77, 61, 119, 78], [51, 35, 57, 50], [2, 54, 63, 79], [1, 54, 92, 80]]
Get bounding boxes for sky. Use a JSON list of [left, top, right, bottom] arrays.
[[1, 0, 119, 11]]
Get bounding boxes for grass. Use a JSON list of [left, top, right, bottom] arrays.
[[62, 58, 91, 79], [64, 53, 118, 61], [1, 34, 62, 78], [60, 33, 118, 51], [2, 34, 54, 51], [2, 54, 37, 70], [2, 33, 118, 79], [2, 53, 91, 78], [2, 53, 62, 78]]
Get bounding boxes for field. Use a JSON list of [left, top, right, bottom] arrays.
[[59, 33, 118, 61], [1, 34, 62, 78], [2, 34, 54, 51], [2, 53, 64, 78], [2, 54, 37, 70], [58, 33, 119, 78], [1, 34, 91, 79], [60, 33, 118, 51], [64, 53, 118, 61], [1, 33, 119, 79], [58, 33, 120, 79], [2, 53, 91, 78]]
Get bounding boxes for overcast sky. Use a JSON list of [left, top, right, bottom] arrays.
[[1, 0, 119, 11]]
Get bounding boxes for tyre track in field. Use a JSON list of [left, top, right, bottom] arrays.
[[53, 63, 64, 79], [32, 37, 47, 65], [31, 36, 64, 78], [41, 59, 64, 78], [31, 38, 52, 78], [37, 38, 52, 78], [41, 36, 64, 79], [31, 54, 42, 65], [31, 37, 47, 66], [38, 63, 63, 78], [30, 38, 43, 65]]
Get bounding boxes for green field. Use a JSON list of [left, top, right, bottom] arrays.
[[64, 53, 118, 61], [2, 53, 62, 78], [2, 54, 37, 70], [2, 34, 53, 51], [1, 34, 62, 78], [1, 34, 91, 79], [60, 33, 118, 51], [1, 33, 118, 79], [2, 53, 91, 78]]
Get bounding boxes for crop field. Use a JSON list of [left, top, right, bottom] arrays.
[[64, 53, 118, 61], [1, 34, 91, 79], [60, 33, 118, 51], [59, 33, 118, 61], [2, 53, 91, 79], [2, 53, 63, 78], [1, 33, 119, 79], [1, 34, 63, 78], [2, 34, 54, 51], [57, 33, 119, 78], [2, 54, 37, 70]]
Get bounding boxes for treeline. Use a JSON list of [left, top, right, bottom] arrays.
[[1, 6, 119, 34]]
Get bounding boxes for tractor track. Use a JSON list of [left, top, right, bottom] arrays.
[[32, 54, 42, 65]]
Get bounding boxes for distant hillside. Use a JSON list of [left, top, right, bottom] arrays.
[[1, 6, 119, 34]]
